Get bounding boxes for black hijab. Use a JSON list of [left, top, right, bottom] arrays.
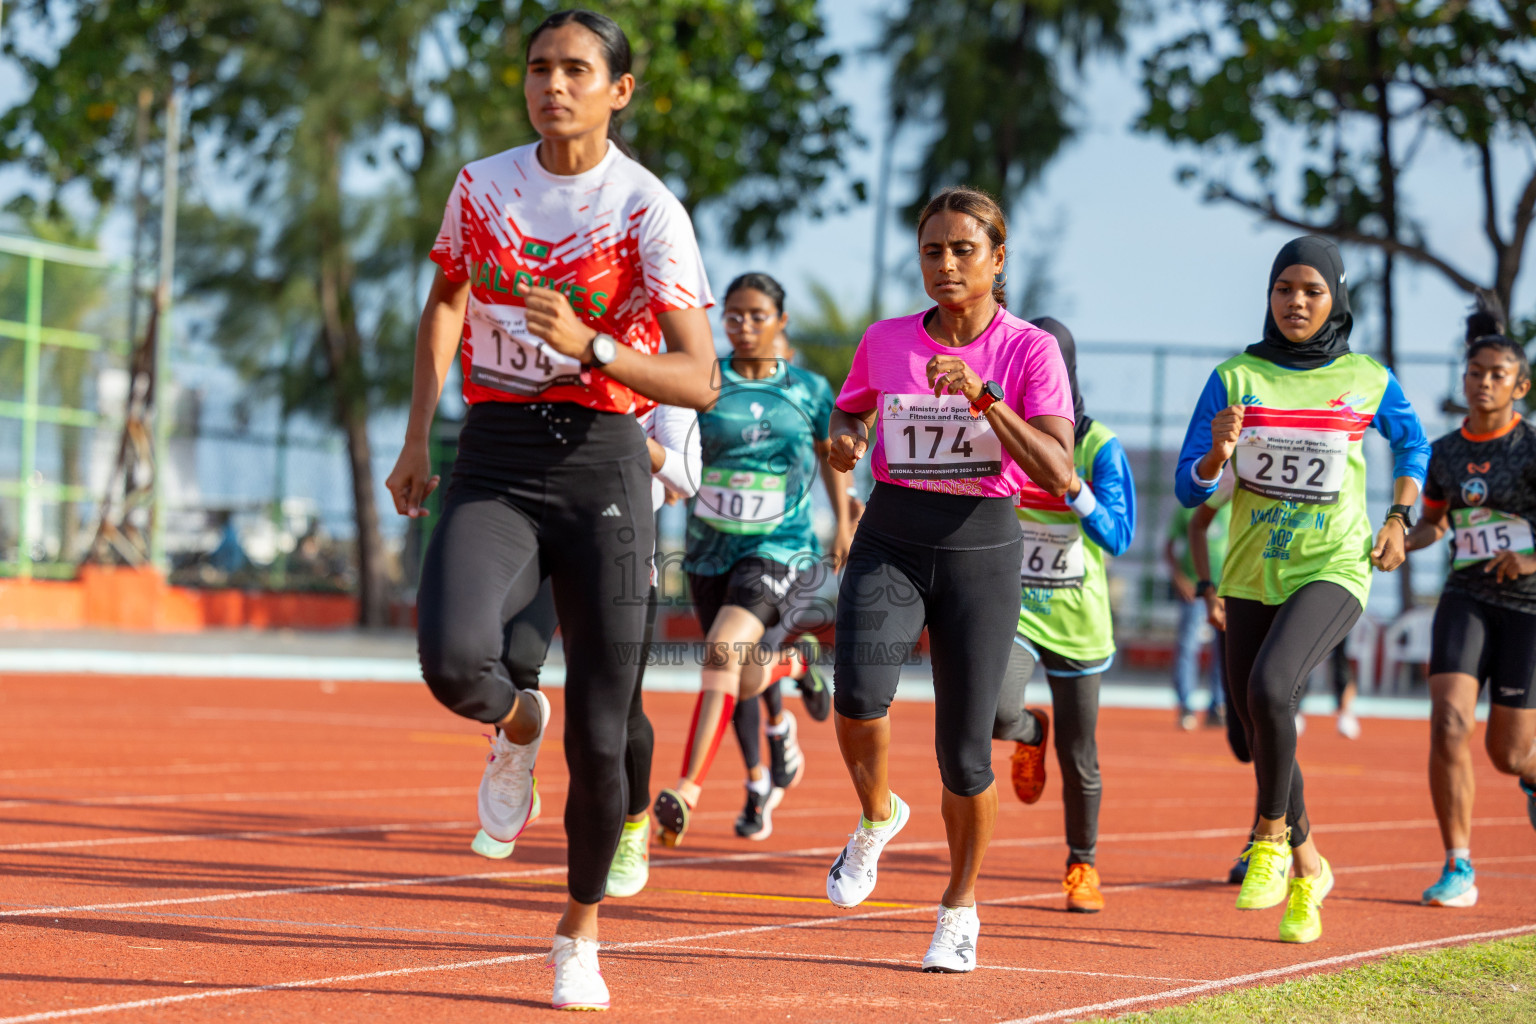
[[1035, 316, 1091, 444], [1245, 235, 1353, 371]]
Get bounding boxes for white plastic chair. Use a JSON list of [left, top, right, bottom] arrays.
[[1344, 614, 1380, 694], [1379, 606, 1436, 694]]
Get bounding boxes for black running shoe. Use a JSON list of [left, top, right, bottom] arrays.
[[1522, 779, 1536, 833], [766, 710, 805, 790], [653, 788, 690, 848], [1227, 851, 1249, 885], [794, 635, 831, 722], [734, 785, 782, 841]]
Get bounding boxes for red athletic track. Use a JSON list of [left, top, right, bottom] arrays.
[[2, 672, 1534, 1023]]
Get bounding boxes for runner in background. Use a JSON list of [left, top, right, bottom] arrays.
[[475, 398, 701, 905], [824, 187, 1076, 972], [1190, 475, 1258, 886], [726, 323, 839, 841], [1406, 308, 1536, 909], [652, 272, 849, 846], [1175, 235, 1430, 944], [1166, 496, 1230, 729], [387, 11, 715, 1010], [993, 316, 1136, 914]]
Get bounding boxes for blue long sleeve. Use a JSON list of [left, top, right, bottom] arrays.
[[1174, 370, 1230, 507], [1373, 370, 1430, 483], [1072, 437, 1136, 556]]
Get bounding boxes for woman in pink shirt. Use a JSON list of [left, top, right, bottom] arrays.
[[821, 187, 1075, 972]]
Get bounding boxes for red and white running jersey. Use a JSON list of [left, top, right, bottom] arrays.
[[431, 142, 714, 414]]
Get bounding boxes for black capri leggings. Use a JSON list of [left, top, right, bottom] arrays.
[[416, 404, 653, 905], [1224, 580, 1361, 846], [833, 483, 1022, 798], [503, 577, 658, 818]]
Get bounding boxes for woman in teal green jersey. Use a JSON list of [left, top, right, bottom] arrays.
[[653, 273, 852, 845]]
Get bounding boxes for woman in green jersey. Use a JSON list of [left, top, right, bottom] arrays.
[[1176, 236, 1430, 944]]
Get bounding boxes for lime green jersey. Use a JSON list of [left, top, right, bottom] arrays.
[[1015, 420, 1131, 661]]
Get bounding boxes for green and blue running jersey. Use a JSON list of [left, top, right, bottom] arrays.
[[684, 360, 835, 575], [1176, 352, 1430, 607]]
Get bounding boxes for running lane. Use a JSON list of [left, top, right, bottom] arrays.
[[2, 672, 1533, 1023]]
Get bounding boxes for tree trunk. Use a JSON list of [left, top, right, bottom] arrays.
[[340, 396, 389, 627]]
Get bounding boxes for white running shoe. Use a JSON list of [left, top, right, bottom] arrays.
[[826, 792, 910, 908], [605, 819, 650, 898], [1337, 711, 1362, 740], [473, 689, 549, 858], [547, 934, 609, 1011], [922, 904, 980, 973]]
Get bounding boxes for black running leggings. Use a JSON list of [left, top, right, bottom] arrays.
[[1223, 580, 1361, 846], [417, 406, 653, 905], [993, 641, 1101, 866], [504, 577, 657, 818], [833, 483, 1022, 798]]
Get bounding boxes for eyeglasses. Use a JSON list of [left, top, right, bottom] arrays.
[[723, 312, 777, 327]]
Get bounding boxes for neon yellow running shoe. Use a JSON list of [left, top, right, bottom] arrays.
[[1279, 857, 1334, 943], [1234, 833, 1291, 910], [605, 816, 650, 898]]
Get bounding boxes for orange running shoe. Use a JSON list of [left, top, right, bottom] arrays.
[[1009, 709, 1050, 804], [1063, 863, 1104, 913]]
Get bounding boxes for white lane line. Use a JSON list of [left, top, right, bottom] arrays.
[[3, 865, 1526, 1022], [0, 821, 476, 852], [997, 923, 1536, 1024], [652, 945, 1209, 982], [0, 759, 475, 782], [0, 866, 567, 919], [7, 814, 1520, 917], [0, 786, 488, 810]]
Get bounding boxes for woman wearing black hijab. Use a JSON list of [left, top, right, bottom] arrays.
[[1175, 236, 1430, 943], [995, 317, 1137, 913]]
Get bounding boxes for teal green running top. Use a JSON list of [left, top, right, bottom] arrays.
[[684, 359, 835, 575]]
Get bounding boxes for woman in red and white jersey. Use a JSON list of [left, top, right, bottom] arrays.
[[386, 9, 714, 1011]]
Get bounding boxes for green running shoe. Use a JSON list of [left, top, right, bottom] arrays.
[[1235, 833, 1292, 910], [1279, 857, 1334, 943], [794, 634, 831, 722], [605, 817, 650, 898]]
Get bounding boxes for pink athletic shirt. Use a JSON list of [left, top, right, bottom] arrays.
[[836, 308, 1074, 498]]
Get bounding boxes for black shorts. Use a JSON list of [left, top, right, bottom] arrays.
[[688, 555, 833, 645], [1430, 590, 1536, 709]]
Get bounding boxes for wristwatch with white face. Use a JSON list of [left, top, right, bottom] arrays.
[[590, 333, 618, 368]]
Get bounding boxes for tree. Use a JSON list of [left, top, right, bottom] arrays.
[[1139, 1, 1536, 347], [878, 0, 1133, 223], [2, 0, 856, 625]]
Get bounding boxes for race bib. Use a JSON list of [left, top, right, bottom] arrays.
[[465, 298, 583, 397], [1234, 427, 1349, 505], [695, 468, 788, 536], [881, 393, 1003, 481], [1018, 521, 1085, 589], [1451, 507, 1535, 570]]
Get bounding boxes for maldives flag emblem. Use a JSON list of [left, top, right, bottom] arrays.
[[522, 239, 552, 259]]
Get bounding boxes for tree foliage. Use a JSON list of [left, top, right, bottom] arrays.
[[879, 0, 1133, 220], [0, 0, 856, 620], [1139, 0, 1536, 335]]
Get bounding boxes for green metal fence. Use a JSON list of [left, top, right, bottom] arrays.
[[0, 233, 128, 580]]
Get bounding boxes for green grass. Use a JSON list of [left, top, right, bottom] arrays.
[[1100, 936, 1536, 1024]]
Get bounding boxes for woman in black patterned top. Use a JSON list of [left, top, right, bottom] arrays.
[[1406, 327, 1536, 909]]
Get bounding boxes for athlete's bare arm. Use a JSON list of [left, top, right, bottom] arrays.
[[387, 269, 471, 517], [1405, 502, 1449, 552], [524, 286, 716, 410]]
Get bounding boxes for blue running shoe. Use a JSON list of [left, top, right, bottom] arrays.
[[1522, 779, 1536, 832], [1422, 858, 1478, 908]]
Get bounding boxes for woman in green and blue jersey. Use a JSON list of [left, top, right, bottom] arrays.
[[994, 317, 1136, 914], [1176, 236, 1430, 944]]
